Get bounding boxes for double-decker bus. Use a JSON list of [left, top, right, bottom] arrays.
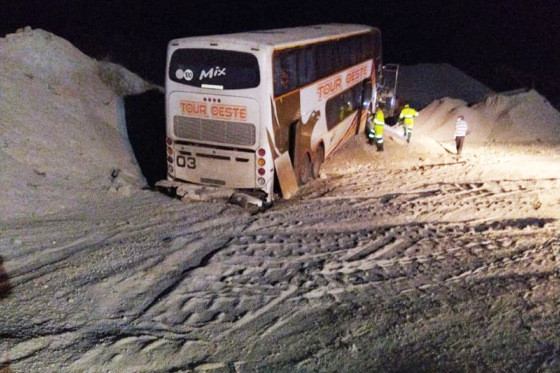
[[160, 24, 383, 205]]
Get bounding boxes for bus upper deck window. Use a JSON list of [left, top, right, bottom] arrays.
[[169, 49, 260, 90]]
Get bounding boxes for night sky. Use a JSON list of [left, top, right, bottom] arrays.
[[2, 0, 560, 105]]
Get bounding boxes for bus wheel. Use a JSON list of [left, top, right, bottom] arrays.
[[312, 145, 324, 179], [298, 153, 313, 185]]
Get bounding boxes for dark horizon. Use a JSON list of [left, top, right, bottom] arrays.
[[3, 0, 560, 105]]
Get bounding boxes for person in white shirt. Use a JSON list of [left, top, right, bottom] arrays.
[[454, 115, 469, 155]]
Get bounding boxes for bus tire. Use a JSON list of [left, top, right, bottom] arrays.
[[312, 145, 324, 179], [298, 153, 313, 185]]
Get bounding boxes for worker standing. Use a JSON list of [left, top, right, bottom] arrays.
[[399, 104, 419, 143], [372, 107, 385, 151], [454, 115, 469, 155]]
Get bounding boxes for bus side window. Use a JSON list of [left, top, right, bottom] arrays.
[[297, 46, 315, 88], [307, 47, 316, 84], [325, 84, 363, 130], [315, 42, 330, 81], [348, 37, 359, 66], [337, 38, 348, 70], [274, 50, 298, 96], [286, 51, 298, 92], [274, 30, 378, 97], [330, 42, 341, 74], [273, 57, 283, 96]]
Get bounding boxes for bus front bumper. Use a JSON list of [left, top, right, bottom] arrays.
[[155, 179, 265, 210], [155, 179, 234, 201]]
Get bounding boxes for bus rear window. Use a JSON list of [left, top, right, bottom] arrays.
[[169, 49, 260, 89]]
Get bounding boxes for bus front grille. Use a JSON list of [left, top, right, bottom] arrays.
[[174, 116, 256, 146]]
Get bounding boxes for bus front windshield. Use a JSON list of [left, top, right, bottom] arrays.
[[169, 48, 260, 90]]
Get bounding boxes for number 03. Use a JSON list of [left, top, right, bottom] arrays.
[[186, 157, 196, 169]]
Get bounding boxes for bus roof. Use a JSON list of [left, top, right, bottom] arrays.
[[170, 24, 378, 50]]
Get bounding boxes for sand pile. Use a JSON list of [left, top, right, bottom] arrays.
[[0, 28, 153, 219], [414, 90, 560, 144]]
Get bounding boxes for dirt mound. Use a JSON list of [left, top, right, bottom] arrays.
[[0, 28, 153, 219], [414, 90, 560, 144]]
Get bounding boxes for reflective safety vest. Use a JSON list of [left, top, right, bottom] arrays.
[[373, 109, 385, 136], [399, 107, 419, 126]]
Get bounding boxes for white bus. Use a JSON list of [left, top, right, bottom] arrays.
[[160, 24, 383, 205]]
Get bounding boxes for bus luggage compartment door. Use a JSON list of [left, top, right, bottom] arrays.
[[174, 144, 255, 188]]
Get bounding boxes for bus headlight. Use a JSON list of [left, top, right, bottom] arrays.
[[257, 177, 266, 185], [257, 158, 266, 166]]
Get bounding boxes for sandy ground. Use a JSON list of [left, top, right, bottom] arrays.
[[1, 135, 560, 372], [1, 29, 560, 372]]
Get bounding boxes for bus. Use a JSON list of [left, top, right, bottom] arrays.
[[159, 24, 384, 206]]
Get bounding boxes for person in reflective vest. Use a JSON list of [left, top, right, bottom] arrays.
[[399, 104, 419, 143], [372, 107, 385, 151]]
